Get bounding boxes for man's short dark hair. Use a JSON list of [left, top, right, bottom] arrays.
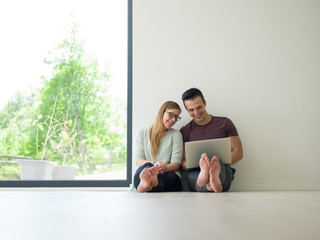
[[182, 88, 205, 103]]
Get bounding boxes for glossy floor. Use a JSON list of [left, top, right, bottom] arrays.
[[1, 190, 319, 240]]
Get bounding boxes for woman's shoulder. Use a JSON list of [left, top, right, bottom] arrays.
[[136, 127, 149, 138], [137, 127, 149, 132], [171, 128, 181, 132], [168, 128, 183, 138]]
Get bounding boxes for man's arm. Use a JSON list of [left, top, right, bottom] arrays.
[[230, 136, 243, 165], [180, 148, 187, 171]]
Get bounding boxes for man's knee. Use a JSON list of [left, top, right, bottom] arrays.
[[186, 170, 199, 191], [221, 165, 235, 192]]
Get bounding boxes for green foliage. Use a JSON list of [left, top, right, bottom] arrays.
[[0, 92, 37, 156], [0, 165, 20, 180], [34, 95, 82, 165], [0, 22, 127, 178]]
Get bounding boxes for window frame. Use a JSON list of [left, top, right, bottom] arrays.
[[0, 0, 132, 188]]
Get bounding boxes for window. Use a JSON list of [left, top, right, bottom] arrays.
[[0, 0, 132, 187]]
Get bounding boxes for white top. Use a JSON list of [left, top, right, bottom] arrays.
[[134, 127, 183, 165]]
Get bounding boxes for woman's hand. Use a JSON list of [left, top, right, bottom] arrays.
[[154, 161, 167, 174]]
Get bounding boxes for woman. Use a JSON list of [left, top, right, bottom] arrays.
[[134, 101, 183, 192]]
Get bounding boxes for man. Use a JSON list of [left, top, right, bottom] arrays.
[[180, 88, 243, 192]]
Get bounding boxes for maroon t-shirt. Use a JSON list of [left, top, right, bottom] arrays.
[[180, 115, 238, 144]]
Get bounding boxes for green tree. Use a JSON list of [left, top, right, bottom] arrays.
[[0, 92, 37, 156], [0, 22, 127, 179], [36, 23, 126, 171]]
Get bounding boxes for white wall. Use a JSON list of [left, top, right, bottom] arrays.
[[133, 0, 320, 190]]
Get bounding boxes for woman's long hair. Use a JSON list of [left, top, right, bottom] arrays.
[[149, 101, 181, 158]]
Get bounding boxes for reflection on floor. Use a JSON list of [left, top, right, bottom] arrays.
[[1, 190, 319, 240]]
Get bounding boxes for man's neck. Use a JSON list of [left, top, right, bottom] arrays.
[[194, 114, 212, 126]]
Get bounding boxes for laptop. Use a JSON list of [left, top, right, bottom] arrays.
[[185, 137, 231, 169]]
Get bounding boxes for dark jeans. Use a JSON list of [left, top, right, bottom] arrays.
[[187, 160, 236, 192], [134, 162, 181, 192]]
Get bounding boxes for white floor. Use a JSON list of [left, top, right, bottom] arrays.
[[1, 190, 320, 240]]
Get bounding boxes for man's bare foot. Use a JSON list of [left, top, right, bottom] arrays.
[[137, 168, 152, 193], [197, 153, 210, 187], [208, 156, 222, 193], [149, 166, 159, 187]]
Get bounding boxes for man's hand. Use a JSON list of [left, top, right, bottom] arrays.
[[180, 148, 187, 171]]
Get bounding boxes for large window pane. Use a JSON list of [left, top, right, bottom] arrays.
[[0, 0, 131, 186]]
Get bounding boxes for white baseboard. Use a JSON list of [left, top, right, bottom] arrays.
[[0, 187, 131, 191], [230, 183, 320, 191]]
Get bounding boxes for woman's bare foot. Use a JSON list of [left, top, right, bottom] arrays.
[[137, 168, 152, 192], [149, 166, 159, 187], [197, 153, 210, 187], [208, 156, 222, 193]]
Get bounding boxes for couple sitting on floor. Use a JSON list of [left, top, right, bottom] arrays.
[[134, 88, 243, 193]]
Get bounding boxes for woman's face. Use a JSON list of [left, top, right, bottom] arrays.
[[163, 108, 181, 129]]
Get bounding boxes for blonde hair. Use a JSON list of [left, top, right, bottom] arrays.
[[149, 101, 181, 158]]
